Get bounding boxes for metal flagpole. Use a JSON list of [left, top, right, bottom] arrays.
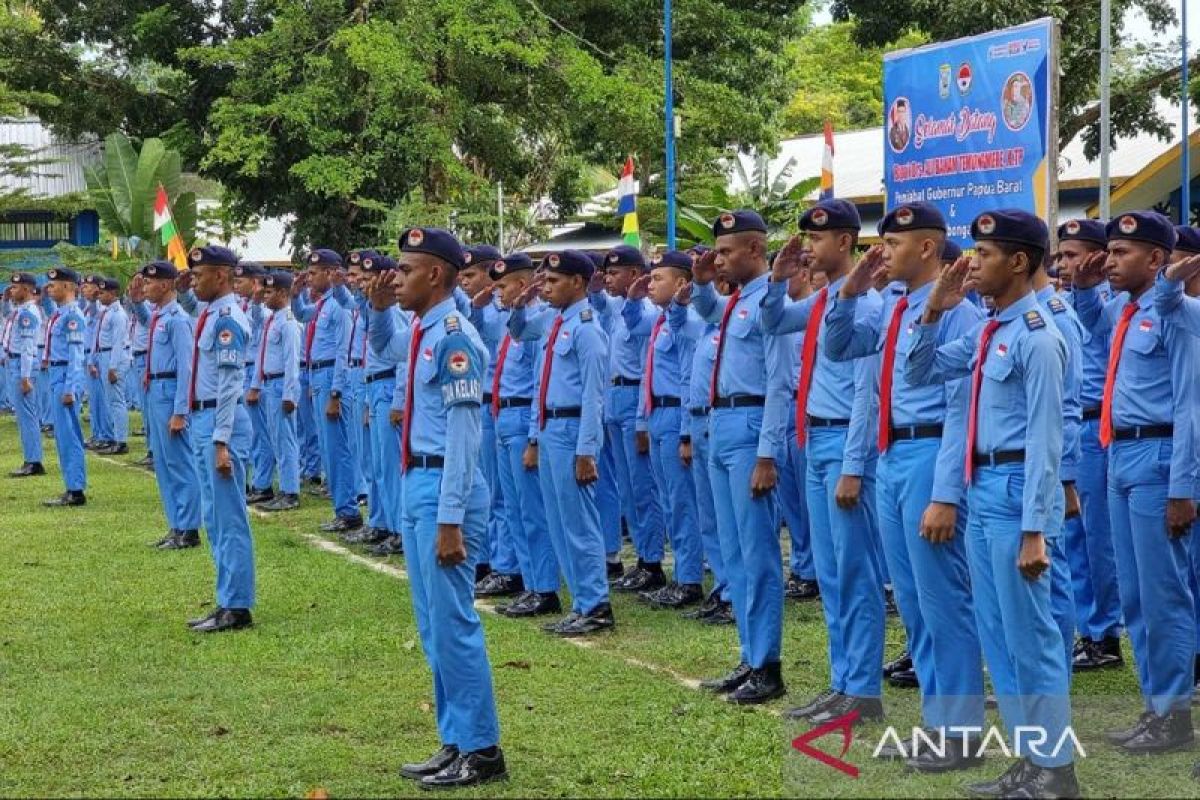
[[1181, 0, 1190, 224], [497, 181, 505, 250], [664, 0, 676, 248], [1100, 0, 1112, 219]]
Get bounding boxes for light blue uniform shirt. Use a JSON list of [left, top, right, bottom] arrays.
[[529, 297, 607, 457], [6, 301, 42, 379], [46, 302, 88, 397], [1037, 284, 1084, 482], [624, 299, 701, 422], [133, 300, 195, 416], [906, 291, 1066, 532], [192, 293, 251, 444], [90, 300, 131, 372], [250, 306, 301, 405], [292, 289, 350, 393], [468, 301, 510, 388]]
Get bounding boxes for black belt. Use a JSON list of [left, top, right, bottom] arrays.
[[5, 351, 18, 359], [712, 395, 765, 408], [96, 347, 112, 353], [1082, 407, 1102, 421], [244, 360, 255, 368], [407, 453, 444, 469], [1114, 424, 1173, 441], [262, 371, 284, 381], [305, 358, 335, 370], [690, 406, 711, 417], [612, 376, 640, 387], [807, 414, 851, 428], [47, 360, 67, 367], [497, 397, 533, 409], [972, 449, 1025, 468], [481, 392, 492, 404], [148, 371, 177, 381], [889, 423, 944, 441], [366, 368, 396, 384], [650, 396, 682, 409], [190, 398, 244, 411], [349, 359, 364, 368], [543, 406, 582, 419], [133, 349, 147, 358]]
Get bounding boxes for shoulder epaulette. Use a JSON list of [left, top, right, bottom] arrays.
[[219, 306, 232, 317], [1047, 296, 1067, 314], [580, 309, 593, 322], [1023, 310, 1045, 330], [444, 314, 461, 333]]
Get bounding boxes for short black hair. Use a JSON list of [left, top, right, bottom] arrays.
[[994, 240, 1045, 275]]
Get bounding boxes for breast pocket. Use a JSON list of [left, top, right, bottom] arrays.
[[552, 334, 574, 358], [416, 352, 439, 385], [1124, 328, 1162, 382], [981, 354, 1015, 412], [654, 330, 675, 354]]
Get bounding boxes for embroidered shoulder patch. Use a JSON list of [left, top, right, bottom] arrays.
[[580, 309, 593, 322], [1023, 310, 1045, 330], [219, 307, 232, 317], [444, 315, 461, 333], [1047, 297, 1067, 314]]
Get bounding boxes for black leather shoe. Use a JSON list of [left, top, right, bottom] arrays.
[[906, 734, 984, 773], [9, 462, 45, 477], [728, 662, 786, 705], [784, 688, 842, 720], [501, 592, 561, 618], [784, 574, 821, 600], [152, 530, 178, 548], [888, 668, 919, 689], [807, 695, 884, 725], [319, 516, 363, 533], [186, 608, 220, 628], [642, 582, 703, 609], [700, 601, 735, 625], [419, 748, 507, 790], [369, 535, 404, 556], [883, 650, 912, 678], [1105, 711, 1156, 746], [356, 526, 391, 545], [1073, 635, 1123, 671], [400, 744, 459, 780], [683, 589, 723, 620], [1119, 709, 1194, 754], [246, 487, 275, 505], [191, 607, 252, 633], [475, 572, 525, 598], [136, 454, 154, 468], [261, 493, 300, 512], [542, 612, 581, 634], [606, 560, 625, 582], [555, 603, 614, 637], [97, 442, 128, 455], [161, 530, 200, 550], [475, 562, 492, 584], [42, 491, 85, 507], [701, 662, 752, 693], [612, 561, 647, 590], [133, 427, 146, 437], [965, 759, 1031, 797], [614, 563, 666, 593], [1004, 762, 1080, 799]]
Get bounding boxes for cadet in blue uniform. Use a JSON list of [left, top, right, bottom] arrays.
[[907, 210, 1077, 798], [293, 249, 361, 533], [131, 262, 203, 549], [762, 200, 884, 721], [622, 251, 704, 608], [79, 275, 106, 450], [512, 249, 613, 636], [5, 273, 45, 477], [824, 202, 984, 769], [381, 227, 506, 789], [1071, 212, 1198, 753], [693, 210, 794, 704], [90, 277, 131, 455], [184, 246, 257, 633], [42, 268, 88, 507], [484, 253, 562, 618], [593, 246, 666, 593], [234, 262, 276, 507], [250, 271, 302, 512], [1056, 219, 1124, 671], [462, 244, 520, 597]]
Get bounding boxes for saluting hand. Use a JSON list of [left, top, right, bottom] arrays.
[[587, 269, 607, 294], [1070, 249, 1108, 290], [1164, 253, 1200, 284], [436, 523, 468, 567], [516, 272, 547, 307], [770, 235, 806, 283], [841, 245, 885, 297], [691, 249, 718, 284], [925, 256, 971, 317], [1017, 532, 1051, 580], [1166, 498, 1197, 538], [750, 457, 778, 498], [575, 455, 598, 486], [673, 282, 692, 306], [471, 286, 494, 309], [627, 274, 651, 302], [175, 272, 193, 293]]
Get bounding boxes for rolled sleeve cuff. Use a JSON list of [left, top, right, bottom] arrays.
[[436, 505, 466, 526]]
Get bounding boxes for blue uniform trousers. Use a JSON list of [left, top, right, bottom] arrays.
[[401, 467, 500, 752], [647, 406, 702, 584], [806, 425, 884, 697], [128, 353, 146, 413], [48, 367, 86, 492], [9, 370, 42, 464], [191, 406, 256, 609], [88, 366, 111, 442], [346, 366, 366, 500], [496, 406, 558, 593], [37, 364, 52, 425], [967, 465, 1072, 768], [779, 421, 815, 580], [690, 413, 729, 601], [1066, 418, 1123, 641], [538, 418, 608, 614], [608, 385, 664, 561], [353, 379, 384, 530], [247, 367, 276, 493], [0, 360, 9, 410], [596, 442, 623, 558], [366, 379, 401, 533], [482, 407, 517, 573], [308, 366, 357, 519], [297, 371, 322, 481], [96, 352, 128, 443], [260, 376, 300, 495], [1108, 438, 1195, 714], [144, 378, 200, 531], [877, 439, 984, 729], [708, 406, 782, 668]]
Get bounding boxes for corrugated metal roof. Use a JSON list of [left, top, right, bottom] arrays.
[[0, 117, 101, 198]]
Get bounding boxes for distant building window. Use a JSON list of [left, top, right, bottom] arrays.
[[0, 220, 71, 241]]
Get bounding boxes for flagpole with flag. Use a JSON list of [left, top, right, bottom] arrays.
[[153, 185, 189, 270], [617, 157, 641, 247], [820, 120, 835, 200]]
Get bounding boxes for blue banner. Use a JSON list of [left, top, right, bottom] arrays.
[[883, 18, 1057, 246]]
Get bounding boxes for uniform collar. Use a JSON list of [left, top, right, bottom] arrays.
[[1035, 284, 1057, 303], [994, 291, 1039, 323], [904, 281, 934, 304], [741, 273, 769, 295], [559, 297, 589, 321], [206, 292, 237, 313], [418, 296, 458, 331], [158, 300, 181, 315]]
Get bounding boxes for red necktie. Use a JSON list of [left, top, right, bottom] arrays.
[[876, 295, 910, 452], [143, 309, 161, 389], [794, 287, 829, 446], [1099, 302, 1139, 448], [491, 333, 512, 418], [304, 297, 326, 363], [93, 306, 108, 352], [401, 317, 424, 471], [188, 308, 211, 409], [709, 288, 742, 405], [42, 312, 59, 367], [965, 319, 1003, 483], [257, 311, 275, 383], [645, 313, 667, 414], [538, 315, 565, 429]]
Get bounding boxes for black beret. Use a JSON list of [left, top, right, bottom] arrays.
[[307, 248, 344, 269], [47, 267, 81, 284], [1105, 211, 1177, 252], [189, 246, 239, 267], [1173, 225, 1200, 255], [801, 199, 862, 232], [712, 209, 767, 237], [362, 254, 397, 272], [263, 270, 294, 290], [234, 261, 267, 278], [542, 250, 595, 280], [940, 240, 963, 263], [141, 261, 178, 280], [10, 272, 37, 286], [604, 245, 646, 270], [971, 209, 1049, 250], [648, 250, 693, 272], [464, 244, 502, 267], [400, 227, 465, 270], [1057, 219, 1107, 247], [879, 202, 946, 235], [98, 277, 121, 292], [491, 252, 534, 280], [346, 249, 379, 267]]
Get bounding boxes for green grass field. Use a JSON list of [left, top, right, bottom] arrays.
[[0, 414, 1197, 797]]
